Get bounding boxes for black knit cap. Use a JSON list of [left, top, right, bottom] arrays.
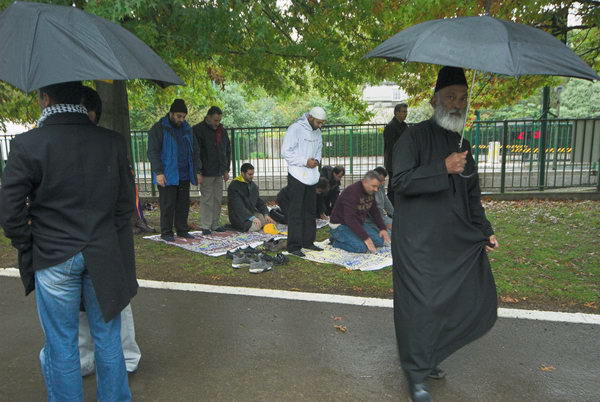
[[434, 66, 468, 93], [169, 98, 188, 114]]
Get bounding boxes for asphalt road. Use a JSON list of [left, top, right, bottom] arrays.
[[1, 276, 599, 401]]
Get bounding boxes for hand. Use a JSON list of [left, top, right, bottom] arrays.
[[156, 174, 166, 187], [485, 235, 499, 252], [265, 216, 276, 224], [197, 174, 204, 185], [364, 238, 377, 253], [306, 158, 319, 168], [379, 230, 391, 244], [252, 217, 261, 226], [445, 151, 468, 174], [223, 172, 230, 182], [320, 213, 329, 220]]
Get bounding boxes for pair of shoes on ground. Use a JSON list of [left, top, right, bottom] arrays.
[[408, 367, 446, 402], [201, 226, 227, 235], [161, 232, 195, 242], [288, 244, 324, 257], [231, 251, 273, 273], [261, 253, 289, 265], [263, 238, 287, 252]]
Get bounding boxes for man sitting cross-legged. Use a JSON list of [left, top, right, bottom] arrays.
[[227, 163, 275, 232], [329, 171, 391, 253]]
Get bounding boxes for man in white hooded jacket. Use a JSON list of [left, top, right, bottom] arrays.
[[281, 107, 326, 256]]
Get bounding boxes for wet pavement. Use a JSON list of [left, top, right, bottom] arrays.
[[1, 276, 599, 401]]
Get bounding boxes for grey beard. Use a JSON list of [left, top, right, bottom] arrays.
[[433, 104, 466, 133]]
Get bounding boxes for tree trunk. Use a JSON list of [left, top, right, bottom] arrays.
[[95, 80, 132, 160]]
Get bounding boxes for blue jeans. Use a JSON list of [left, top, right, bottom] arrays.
[[330, 223, 383, 253], [35, 252, 131, 401]]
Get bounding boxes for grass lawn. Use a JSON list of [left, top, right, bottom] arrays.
[[0, 200, 598, 313]]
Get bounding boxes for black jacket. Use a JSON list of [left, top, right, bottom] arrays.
[[227, 178, 268, 231], [192, 120, 231, 177], [383, 118, 408, 172], [319, 165, 341, 216], [0, 113, 137, 322]]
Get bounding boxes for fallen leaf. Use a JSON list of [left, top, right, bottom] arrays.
[[334, 325, 347, 333], [500, 296, 519, 303], [332, 316, 343, 321], [289, 288, 301, 291], [583, 302, 598, 309], [210, 275, 221, 280], [539, 365, 556, 372]]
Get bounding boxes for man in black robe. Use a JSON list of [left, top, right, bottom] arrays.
[[390, 66, 499, 402]]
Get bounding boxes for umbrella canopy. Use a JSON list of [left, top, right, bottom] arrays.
[[365, 15, 599, 81], [0, 1, 185, 92]]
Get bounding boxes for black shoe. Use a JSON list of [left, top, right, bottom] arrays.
[[201, 229, 212, 235], [261, 253, 289, 265], [161, 234, 175, 242], [427, 366, 446, 380], [214, 226, 227, 232], [177, 232, 195, 239], [288, 249, 305, 257], [305, 244, 323, 251], [409, 383, 432, 402]]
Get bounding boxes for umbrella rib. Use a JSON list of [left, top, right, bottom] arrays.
[[26, 10, 42, 93]]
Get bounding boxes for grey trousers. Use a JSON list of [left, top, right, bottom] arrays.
[[249, 213, 267, 232], [200, 176, 224, 230], [79, 303, 141, 375]]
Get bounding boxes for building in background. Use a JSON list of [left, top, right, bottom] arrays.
[[362, 82, 408, 123]]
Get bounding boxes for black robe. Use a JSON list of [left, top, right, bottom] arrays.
[[391, 119, 497, 383]]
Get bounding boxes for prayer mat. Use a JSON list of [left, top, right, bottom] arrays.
[[297, 239, 392, 271], [144, 230, 285, 257]]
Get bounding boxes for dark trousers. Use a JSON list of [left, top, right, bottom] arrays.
[[387, 171, 395, 205], [158, 181, 190, 236], [286, 174, 316, 251]]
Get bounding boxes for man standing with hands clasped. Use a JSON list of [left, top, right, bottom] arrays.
[[390, 66, 499, 402], [281, 107, 326, 257], [147, 99, 202, 242]]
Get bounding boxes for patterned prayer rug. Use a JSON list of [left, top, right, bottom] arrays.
[[144, 230, 285, 257], [298, 239, 392, 271]]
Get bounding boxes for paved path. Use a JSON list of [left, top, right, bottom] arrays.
[[1, 276, 599, 401]]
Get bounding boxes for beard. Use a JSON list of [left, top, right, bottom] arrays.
[[169, 117, 183, 128], [433, 103, 466, 133]]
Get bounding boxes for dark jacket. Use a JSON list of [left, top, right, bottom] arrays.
[[0, 113, 137, 322], [330, 181, 386, 240], [193, 120, 231, 177], [147, 115, 201, 185], [276, 184, 324, 220], [227, 176, 269, 231], [320, 165, 342, 216], [383, 118, 408, 172]]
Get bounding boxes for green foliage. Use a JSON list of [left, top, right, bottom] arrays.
[[1, 0, 598, 127]]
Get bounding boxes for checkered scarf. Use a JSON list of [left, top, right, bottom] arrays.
[[37, 104, 88, 127]]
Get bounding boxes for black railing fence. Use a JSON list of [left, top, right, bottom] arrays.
[[2, 118, 599, 196]]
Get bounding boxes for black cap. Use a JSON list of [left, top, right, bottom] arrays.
[[434, 66, 468, 93], [169, 98, 188, 114]]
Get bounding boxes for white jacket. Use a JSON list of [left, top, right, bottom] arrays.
[[281, 113, 323, 185]]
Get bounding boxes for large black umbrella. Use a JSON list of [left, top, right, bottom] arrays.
[[365, 15, 600, 81], [0, 1, 185, 92]]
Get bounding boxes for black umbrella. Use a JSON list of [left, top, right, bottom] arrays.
[[365, 15, 600, 81], [0, 1, 185, 92]]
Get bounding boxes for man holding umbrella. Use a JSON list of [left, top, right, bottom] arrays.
[[390, 67, 499, 402], [0, 81, 135, 401]]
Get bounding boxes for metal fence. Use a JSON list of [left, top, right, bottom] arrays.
[[1, 118, 599, 196]]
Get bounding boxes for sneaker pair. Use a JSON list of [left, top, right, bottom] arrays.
[[261, 253, 289, 265], [263, 238, 287, 252], [231, 251, 272, 273]]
